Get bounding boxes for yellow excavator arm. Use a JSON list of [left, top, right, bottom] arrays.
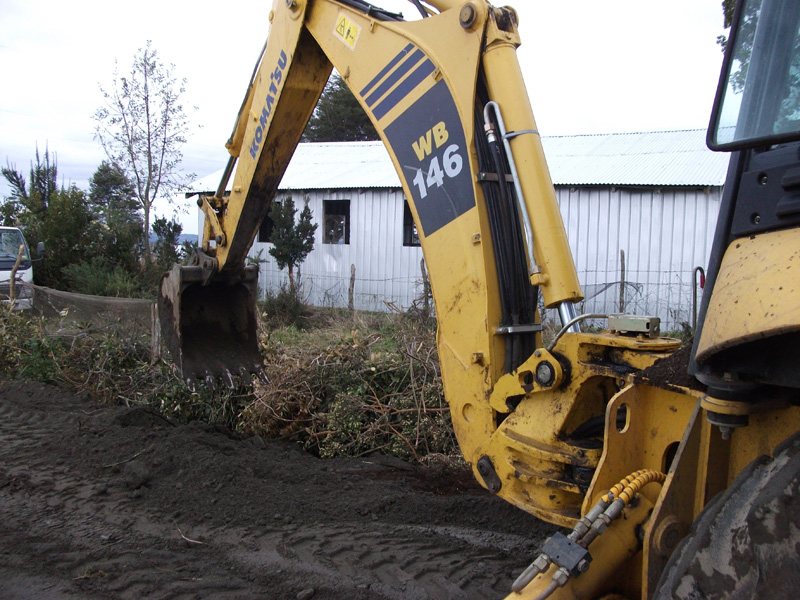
[[212, 0, 581, 303], [162, 0, 582, 388], [160, 1, 800, 598]]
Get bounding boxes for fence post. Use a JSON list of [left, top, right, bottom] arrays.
[[420, 259, 430, 317], [348, 264, 356, 311], [618, 249, 626, 313], [151, 303, 161, 364], [8, 245, 23, 306]]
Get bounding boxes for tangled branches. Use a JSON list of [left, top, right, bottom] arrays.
[[0, 306, 457, 464], [242, 312, 458, 463], [0, 308, 241, 426]]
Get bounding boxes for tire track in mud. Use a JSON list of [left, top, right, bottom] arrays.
[[0, 387, 257, 599], [0, 380, 555, 599], [229, 522, 528, 599]]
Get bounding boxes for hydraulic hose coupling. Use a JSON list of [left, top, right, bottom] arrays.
[[512, 495, 614, 592], [570, 496, 611, 541], [585, 470, 666, 545], [511, 469, 666, 596], [511, 553, 552, 593], [588, 498, 625, 538], [484, 122, 497, 144]]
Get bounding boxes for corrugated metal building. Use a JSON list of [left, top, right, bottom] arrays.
[[191, 129, 729, 331], [544, 130, 728, 331]]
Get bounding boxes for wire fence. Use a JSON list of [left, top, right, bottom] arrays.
[[17, 258, 702, 340], [29, 284, 155, 334], [256, 262, 702, 333]]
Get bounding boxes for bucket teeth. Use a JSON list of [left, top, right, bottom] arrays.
[[238, 367, 253, 387], [255, 367, 270, 385], [204, 374, 217, 392], [223, 370, 236, 390], [185, 367, 267, 390]]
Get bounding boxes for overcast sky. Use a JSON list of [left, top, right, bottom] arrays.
[[0, 0, 726, 235]]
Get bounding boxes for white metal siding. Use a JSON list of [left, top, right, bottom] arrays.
[[185, 132, 728, 332], [248, 189, 426, 312], [246, 184, 720, 331], [557, 185, 721, 331]]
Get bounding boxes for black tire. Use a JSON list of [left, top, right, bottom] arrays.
[[653, 431, 800, 600]]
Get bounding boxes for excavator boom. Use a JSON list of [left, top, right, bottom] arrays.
[[160, 0, 582, 385]]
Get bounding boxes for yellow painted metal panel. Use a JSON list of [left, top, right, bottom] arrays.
[[696, 226, 800, 362]]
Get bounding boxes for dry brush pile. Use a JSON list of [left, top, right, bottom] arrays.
[[0, 305, 229, 421], [0, 304, 458, 464], [242, 310, 457, 463]]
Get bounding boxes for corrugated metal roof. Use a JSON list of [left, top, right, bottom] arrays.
[[188, 129, 729, 193], [542, 129, 730, 187], [189, 141, 399, 193]]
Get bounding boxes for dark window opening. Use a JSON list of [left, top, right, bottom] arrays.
[[323, 199, 350, 244], [258, 202, 277, 243], [403, 200, 420, 247]]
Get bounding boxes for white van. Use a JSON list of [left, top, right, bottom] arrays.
[[0, 226, 35, 310]]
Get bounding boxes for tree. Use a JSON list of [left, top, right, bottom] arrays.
[[151, 216, 183, 273], [0, 148, 82, 288], [1, 151, 149, 292], [89, 161, 137, 220], [717, 0, 739, 50], [88, 161, 143, 272], [722, 0, 736, 27], [30, 184, 96, 290], [93, 40, 194, 264], [2, 146, 58, 224], [268, 197, 317, 294], [302, 72, 379, 142], [0, 200, 18, 227]]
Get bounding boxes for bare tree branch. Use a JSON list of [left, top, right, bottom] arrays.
[[93, 41, 195, 264]]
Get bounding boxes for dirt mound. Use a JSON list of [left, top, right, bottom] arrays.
[[0, 379, 555, 599], [634, 343, 706, 392]]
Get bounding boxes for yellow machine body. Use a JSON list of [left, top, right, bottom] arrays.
[[158, 1, 800, 598], [696, 226, 800, 363]]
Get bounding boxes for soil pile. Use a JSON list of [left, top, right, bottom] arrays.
[[0, 379, 555, 600]]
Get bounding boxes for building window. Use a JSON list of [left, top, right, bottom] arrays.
[[323, 199, 350, 244], [403, 200, 420, 247], [257, 202, 277, 243]]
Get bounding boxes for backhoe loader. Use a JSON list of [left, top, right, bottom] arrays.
[[159, 0, 800, 597]]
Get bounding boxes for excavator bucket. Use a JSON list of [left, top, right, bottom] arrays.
[[158, 263, 263, 387]]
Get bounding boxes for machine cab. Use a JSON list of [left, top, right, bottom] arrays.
[[693, 0, 800, 392], [708, 0, 800, 151]]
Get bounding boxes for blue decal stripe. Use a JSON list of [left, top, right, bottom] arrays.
[[359, 43, 414, 99], [372, 59, 435, 121], [364, 49, 424, 108]]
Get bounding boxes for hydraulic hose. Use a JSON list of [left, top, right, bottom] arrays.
[[474, 86, 539, 374], [616, 470, 667, 504], [580, 470, 666, 549], [601, 469, 648, 504], [512, 469, 666, 596]]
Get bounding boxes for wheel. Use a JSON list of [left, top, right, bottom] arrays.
[[653, 432, 800, 599]]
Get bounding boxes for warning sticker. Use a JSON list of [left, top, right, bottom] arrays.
[[334, 12, 361, 51]]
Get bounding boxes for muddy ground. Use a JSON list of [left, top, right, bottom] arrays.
[[0, 379, 556, 600]]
